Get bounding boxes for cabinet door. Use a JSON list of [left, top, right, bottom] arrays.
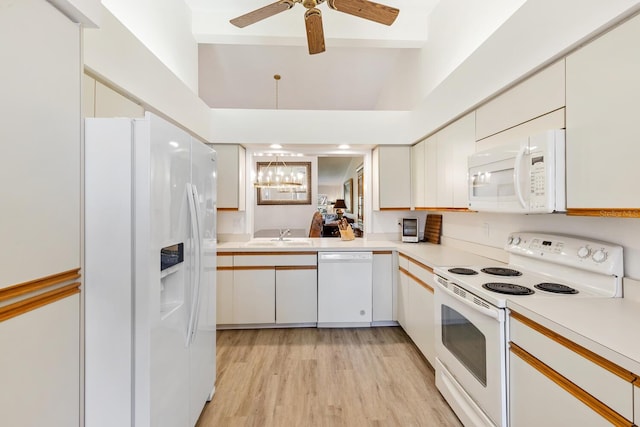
[[216, 269, 234, 325], [566, 14, 640, 212], [233, 268, 275, 324], [408, 278, 435, 365], [424, 135, 438, 207], [375, 146, 412, 210], [436, 112, 476, 208], [509, 347, 626, 427], [397, 268, 409, 329], [276, 268, 317, 324], [0, 296, 80, 427], [372, 253, 393, 322], [635, 384, 640, 426], [1, 0, 81, 289], [411, 142, 425, 209], [211, 144, 245, 210]]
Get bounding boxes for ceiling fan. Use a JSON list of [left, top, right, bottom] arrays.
[[230, 0, 400, 55]]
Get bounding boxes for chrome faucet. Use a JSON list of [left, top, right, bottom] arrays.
[[278, 228, 291, 240]]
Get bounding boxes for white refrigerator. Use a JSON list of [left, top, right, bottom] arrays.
[[85, 113, 217, 427]]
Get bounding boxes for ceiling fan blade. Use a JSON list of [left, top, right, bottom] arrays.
[[305, 8, 326, 55], [230, 0, 295, 28], [327, 0, 399, 26]]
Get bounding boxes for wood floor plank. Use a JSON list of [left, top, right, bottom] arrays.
[[197, 327, 462, 427]]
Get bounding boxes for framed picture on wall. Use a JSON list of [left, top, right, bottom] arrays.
[[343, 178, 353, 213], [256, 161, 312, 205]]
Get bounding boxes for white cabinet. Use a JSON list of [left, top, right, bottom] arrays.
[[372, 251, 394, 323], [0, 3, 81, 426], [210, 144, 246, 211], [397, 253, 435, 365], [476, 60, 565, 141], [372, 146, 411, 210], [565, 14, 640, 214], [419, 112, 475, 209], [216, 252, 317, 327], [276, 267, 317, 324], [1, 0, 81, 289], [411, 142, 425, 209], [83, 75, 145, 118], [233, 268, 276, 324], [635, 383, 640, 426], [0, 296, 80, 427], [509, 311, 635, 426], [216, 254, 234, 325]]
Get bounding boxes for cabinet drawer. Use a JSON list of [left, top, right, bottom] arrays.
[[233, 252, 317, 267], [398, 253, 410, 270], [217, 255, 233, 267], [406, 258, 434, 291], [510, 311, 635, 420]]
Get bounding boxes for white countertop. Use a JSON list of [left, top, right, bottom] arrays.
[[216, 237, 640, 374], [217, 238, 501, 269], [508, 297, 640, 375]]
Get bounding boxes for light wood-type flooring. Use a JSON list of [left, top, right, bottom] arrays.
[[196, 327, 462, 427]]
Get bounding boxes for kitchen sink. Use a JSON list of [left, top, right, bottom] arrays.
[[244, 238, 314, 248]]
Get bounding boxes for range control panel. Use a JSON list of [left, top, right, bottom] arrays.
[[505, 232, 623, 276]]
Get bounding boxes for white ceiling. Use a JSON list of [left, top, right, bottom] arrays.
[[186, 0, 440, 110]]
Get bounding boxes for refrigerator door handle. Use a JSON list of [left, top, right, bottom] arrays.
[[190, 183, 204, 344], [185, 183, 202, 347]]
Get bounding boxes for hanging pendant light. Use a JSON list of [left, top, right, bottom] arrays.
[[253, 156, 305, 190]]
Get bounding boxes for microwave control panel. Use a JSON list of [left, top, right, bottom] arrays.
[[529, 154, 547, 210]]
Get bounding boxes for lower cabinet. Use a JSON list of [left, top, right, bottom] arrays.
[[398, 252, 435, 365], [233, 268, 276, 324], [509, 311, 635, 427], [216, 252, 317, 327], [276, 267, 317, 324], [372, 251, 394, 324]]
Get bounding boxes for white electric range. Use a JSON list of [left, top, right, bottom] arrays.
[[432, 232, 624, 427]]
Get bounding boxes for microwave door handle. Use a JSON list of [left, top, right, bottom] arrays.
[[514, 144, 528, 209]]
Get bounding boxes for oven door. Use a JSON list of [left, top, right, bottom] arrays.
[[434, 277, 507, 427]]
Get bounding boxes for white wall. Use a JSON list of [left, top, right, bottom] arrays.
[[441, 212, 640, 280], [209, 109, 411, 145], [101, 0, 198, 92], [83, 7, 212, 141]]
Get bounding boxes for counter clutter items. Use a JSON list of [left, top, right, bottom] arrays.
[[338, 218, 355, 241]]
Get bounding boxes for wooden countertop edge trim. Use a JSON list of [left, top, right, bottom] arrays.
[[217, 207, 240, 211], [414, 207, 473, 212], [0, 282, 81, 323], [510, 310, 637, 383], [373, 250, 393, 255], [510, 343, 633, 427], [379, 207, 411, 211], [218, 265, 317, 271], [218, 251, 318, 256], [0, 268, 81, 303], [566, 208, 640, 218], [399, 267, 434, 293]]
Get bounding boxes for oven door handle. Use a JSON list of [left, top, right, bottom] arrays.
[[436, 278, 504, 321]]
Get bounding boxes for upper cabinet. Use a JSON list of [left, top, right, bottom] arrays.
[[565, 14, 640, 216], [413, 112, 475, 210], [476, 60, 565, 141], [210, 144, 246, 211], [372, 146, 411, 210]]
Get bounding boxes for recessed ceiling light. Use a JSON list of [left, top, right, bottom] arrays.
[[338, 144, 350, 150], [270, 144, 283, 149]]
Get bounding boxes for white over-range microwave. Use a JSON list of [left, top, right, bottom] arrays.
[[468, 129, 565, 213]]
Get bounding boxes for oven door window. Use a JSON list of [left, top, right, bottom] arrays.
[[441, 305, 487, 386]]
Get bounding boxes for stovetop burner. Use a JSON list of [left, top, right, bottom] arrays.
[[534, 282, 579, 294], [482, 282, 534, 295], [481, 267, 522, 277], [448, 267, 478, 275]]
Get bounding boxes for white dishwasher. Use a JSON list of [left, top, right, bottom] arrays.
[[317, 251, 373, 327]]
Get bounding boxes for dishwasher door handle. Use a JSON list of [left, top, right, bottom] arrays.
[[318, 252, 372, 262]]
